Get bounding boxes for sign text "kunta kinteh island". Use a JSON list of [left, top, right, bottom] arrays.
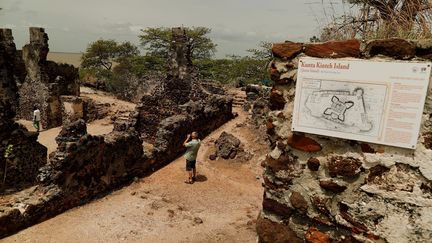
[[300, 60, 350, 70]]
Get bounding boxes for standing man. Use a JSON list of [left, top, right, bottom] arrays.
[[183, 131, 201, 184], [33, 106, 41, 132]]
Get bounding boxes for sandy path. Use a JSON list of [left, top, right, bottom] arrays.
[[18, 119, 114, 155], [5, 91, 266, 243], [80, 86, 136, 111], [17, 87, 135, 155]]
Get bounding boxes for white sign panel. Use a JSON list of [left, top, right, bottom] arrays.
[[292, 57, 431, 149]]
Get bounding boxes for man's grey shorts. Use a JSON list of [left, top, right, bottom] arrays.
[[186, 159, 196, 171]]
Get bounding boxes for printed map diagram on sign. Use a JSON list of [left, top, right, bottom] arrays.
[[293, 57, 431, 149], [297, 79, 387, 137]]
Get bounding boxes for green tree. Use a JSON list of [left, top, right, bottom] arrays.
[[247, 41, 272, 60], [309, 35, 320, 42], [81, 40, 139, 70], [195, 56, 269, 85], [80, 40, 141, 94], [139, 27, 217, 60], [246, 42, 272, 85], [194, 40, 273, 85], [113, 55, 165, 78]]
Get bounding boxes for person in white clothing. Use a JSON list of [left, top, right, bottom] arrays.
[[33, 106, 41, 132]]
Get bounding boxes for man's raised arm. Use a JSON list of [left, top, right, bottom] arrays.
[[183, 134, 191, 147]]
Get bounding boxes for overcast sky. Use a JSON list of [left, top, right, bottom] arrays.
[[0, 0, 347, 58]]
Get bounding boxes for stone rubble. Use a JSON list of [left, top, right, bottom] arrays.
[[213, 131, 241, 159]]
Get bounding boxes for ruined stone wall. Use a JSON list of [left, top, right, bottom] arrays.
[[0, 27, 233, 238], [46, 61, 80, 94], [0, 91, 233, 237], [152, 95, 233, 166], [0, 29, 19, 112], [0, 119, 144, 237], [133, 28, 192, 141], [133, 92, 179, 142], [165, 27, 193, 103], [134, 27, 232, 142], [81, 97, 110, 123], [18, 27, 79, 129], [0, 28, 47, 191], [258, 39, 432, 243], [61, 96, 84, 125], [38, 119, 144, 195], [0, 105, 47, 190]]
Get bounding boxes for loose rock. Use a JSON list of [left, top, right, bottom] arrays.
[[215, 132, 241, 159]]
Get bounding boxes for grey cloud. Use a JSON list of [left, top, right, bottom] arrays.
[[6, 0, 23, 12], [0, 0, 344, 56], [211, 29, 252, 43]]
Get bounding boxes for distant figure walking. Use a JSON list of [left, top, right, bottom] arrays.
[[183, 132, 201, 184], [33, 106, 41, 132]]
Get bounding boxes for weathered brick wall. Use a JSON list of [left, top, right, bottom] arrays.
[[258, 39, 432, 243]]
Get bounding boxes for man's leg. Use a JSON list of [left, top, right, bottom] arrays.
[[188, 171, 193, 182], [185, 160, 194, 184], [33, 121, 40, 132], [192, 160, 197, 181]]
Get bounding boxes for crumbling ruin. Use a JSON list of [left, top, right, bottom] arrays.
[[242, 84, 271, 127], [37, 119, 144, 201], [0, 29, 47, 191], [0, 27, 233, 238], [132, 27, 233, 144], [0, 29, 19, 112], [17, 27, 80, 129], [2, 27, 108, 130], [258, 39, 432, 243], [0, 102, 47, 191]]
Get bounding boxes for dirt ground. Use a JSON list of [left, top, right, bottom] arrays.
[[5, 89, 267, 243]]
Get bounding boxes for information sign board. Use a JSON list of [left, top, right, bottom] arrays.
[[292, 57, 431, 149]]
